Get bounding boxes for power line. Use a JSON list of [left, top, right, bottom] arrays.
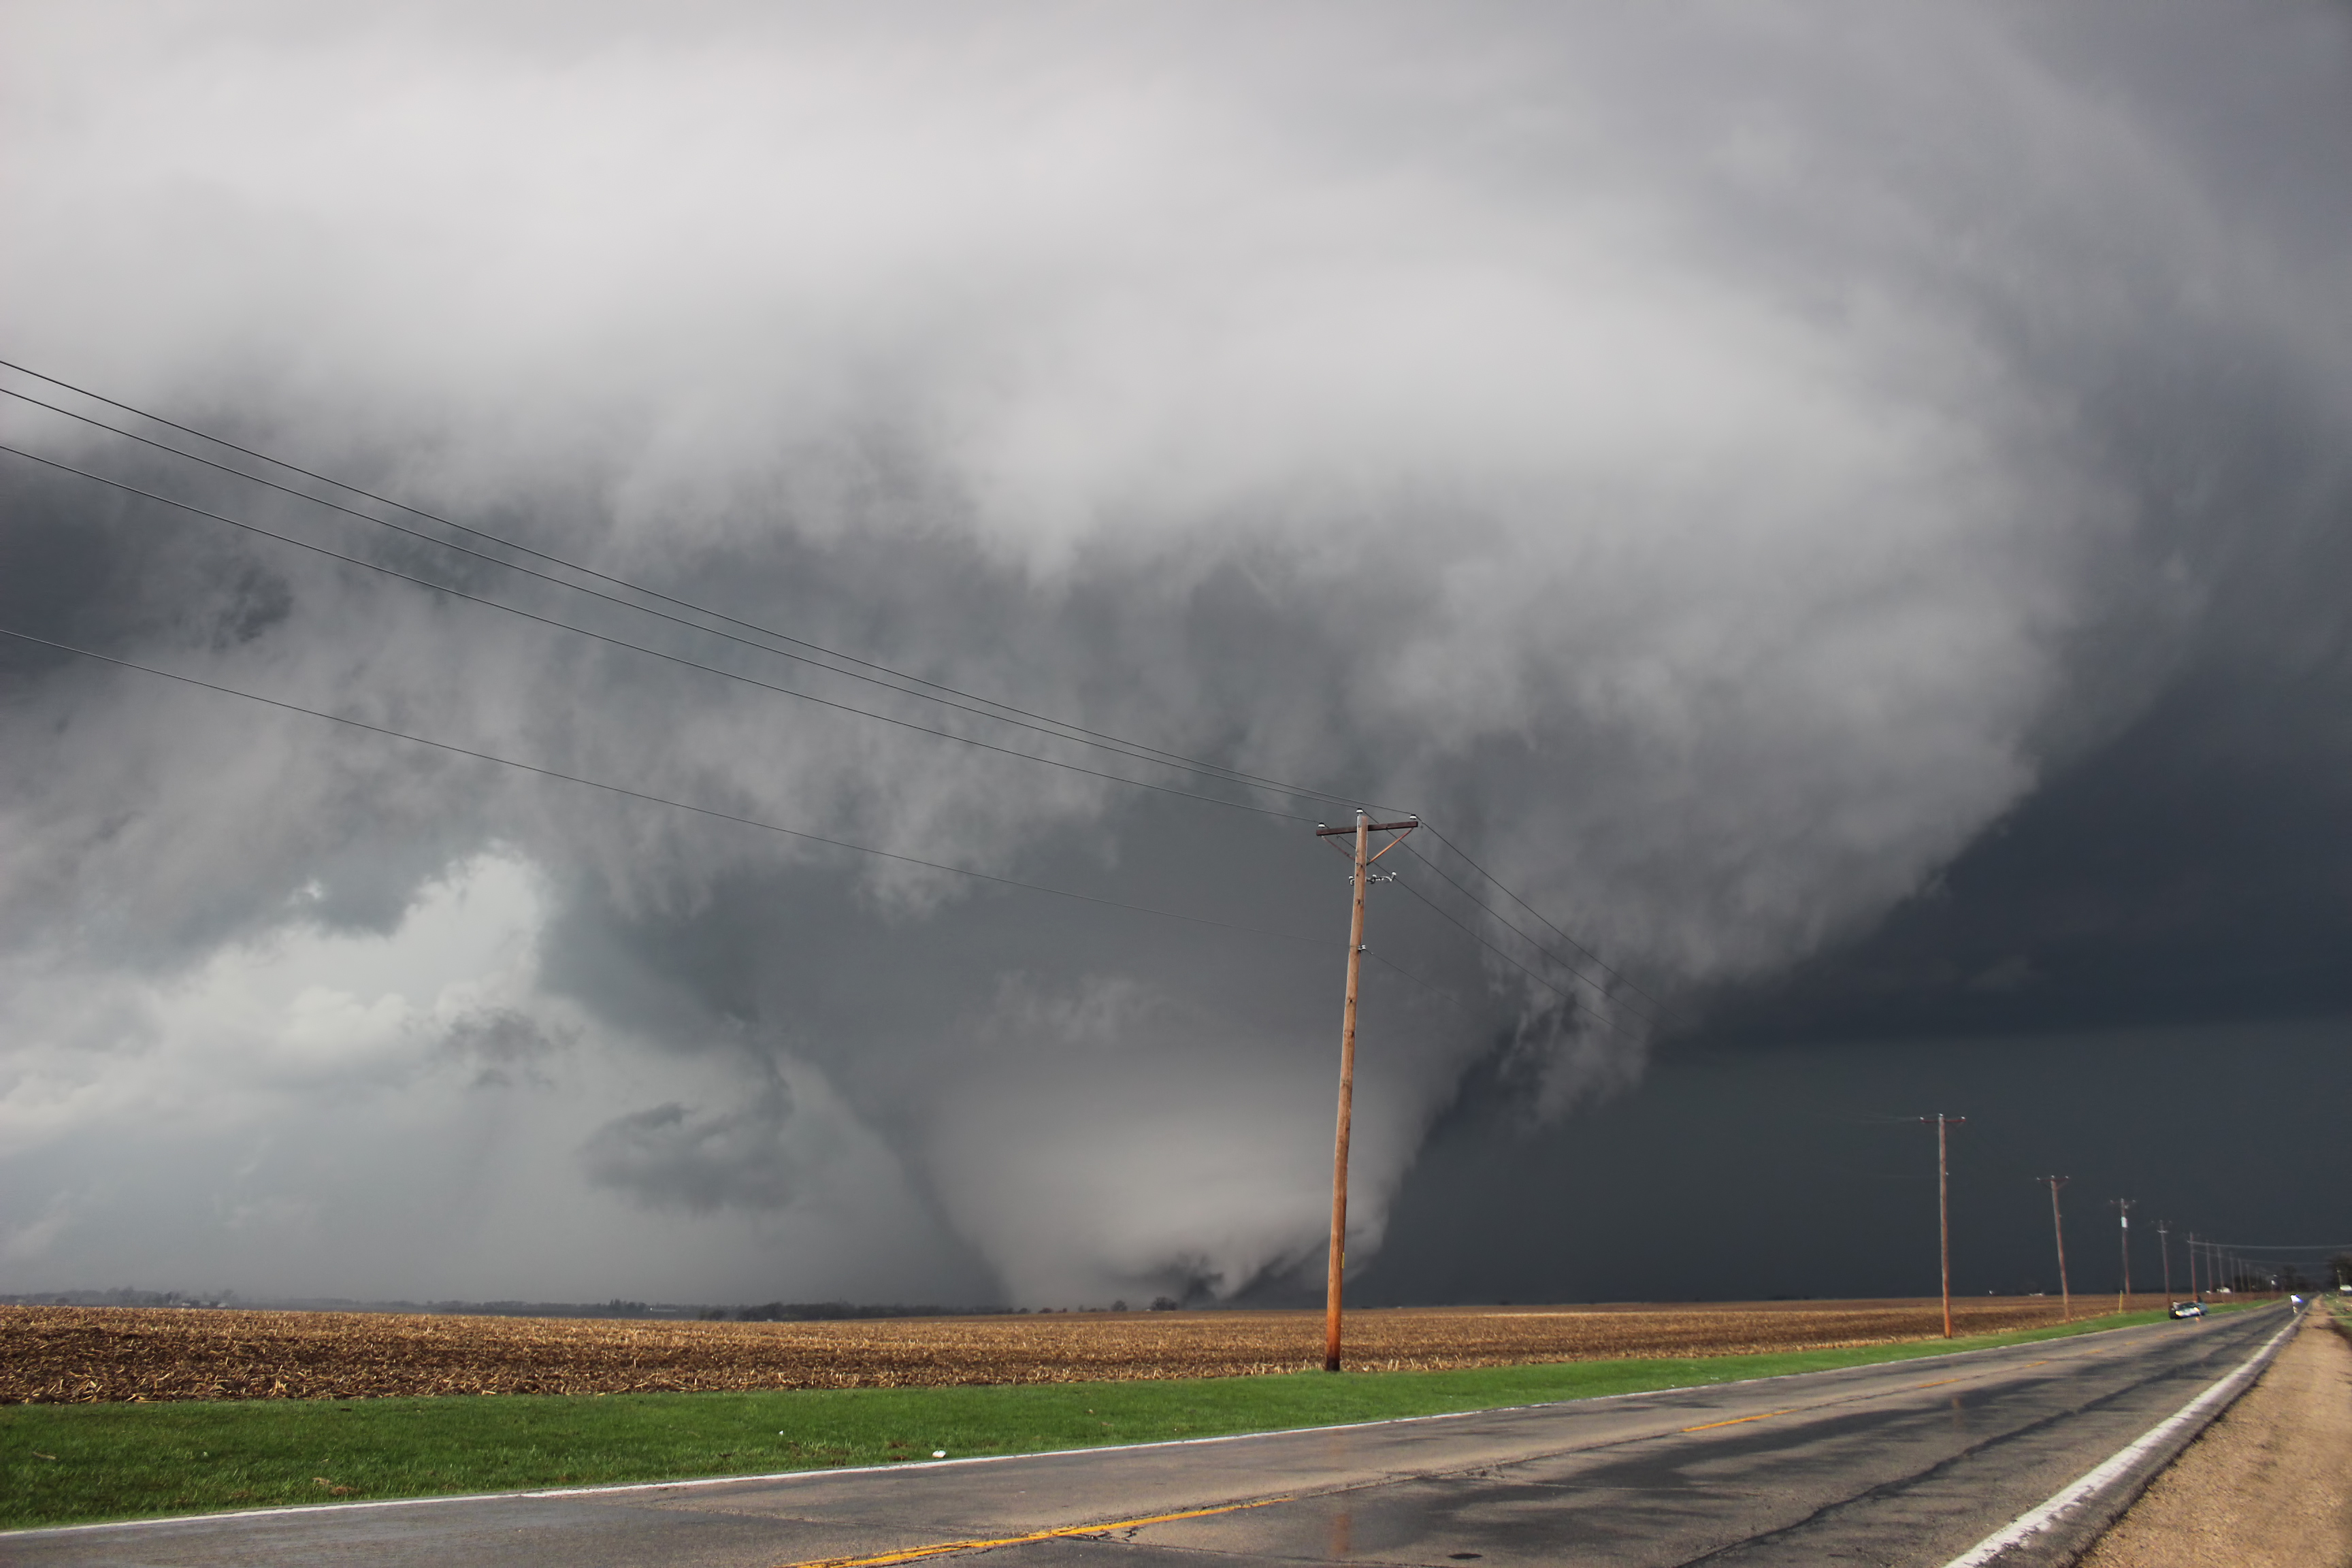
[[0, 368, 1392, 815], [1352, 826, 1665, 1026], [1388, 837, 1661, 1027], [1365, 947, 1464, 1004], [0, 625, 1335, 949], [1312, 808, 1642, 1020], [0, 427, 1325, 815], [0, 359, 1665, 1023], [1391, 877, 1653, 1053], [1414, 825, 1661, 1007], [20, 608, 1649, 1043], [5, 434, 1662, 1011], [2195, 1242, 2352, 1252], [0, 444, 1314, 823]]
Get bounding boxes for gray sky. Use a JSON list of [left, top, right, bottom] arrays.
[[2, 1, 2347, 1307]]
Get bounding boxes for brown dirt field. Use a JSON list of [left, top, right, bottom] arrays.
[[2078, 1310, 2352, 1568], [0, 1296, 2156, 1403]]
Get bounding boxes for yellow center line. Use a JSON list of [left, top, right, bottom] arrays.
[[772, 1497, 1290, 1568], [1912, 1377, 1965, 1389], [1681, 1407, 1797, 1433]]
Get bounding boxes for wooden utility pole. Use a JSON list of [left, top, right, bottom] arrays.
[[2112, 1199, 2135, 1312], [1920, 1114, 1966, 1338], [2157, 1220, 2172, 1305], [1314, 809, 1418, 1373], [2038, 1176, 2072, 1321], [2187, 1231, 2198, 1302]]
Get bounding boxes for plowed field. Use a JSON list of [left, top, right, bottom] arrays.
[[4, 1297, 2154, 1410], [2, 1297, 2148, 1403]]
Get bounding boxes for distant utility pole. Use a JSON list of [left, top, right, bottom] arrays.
[[2186, 1232, 2198, 1301], [2157, 1220, 2172, 1304], [2112, 1200, 2135, 1312], [1918, 1114, 1967, 1338], [2038, 1176, 2072, 1321], [1314, 808, 1418, 1373]]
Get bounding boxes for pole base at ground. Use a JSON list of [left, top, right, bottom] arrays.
[[1324, 1356, 1341, 1373]]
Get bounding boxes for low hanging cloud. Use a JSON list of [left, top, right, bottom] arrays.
[[440, 1006, 567, 1090], [1, 1, 2346, 1304], [581, 1085, 799, 1215]]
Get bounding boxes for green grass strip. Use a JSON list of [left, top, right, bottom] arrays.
[[0, 1301, 2272, 1531]]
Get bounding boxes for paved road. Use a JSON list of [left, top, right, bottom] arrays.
[[5, 1307, 2286, 1568]]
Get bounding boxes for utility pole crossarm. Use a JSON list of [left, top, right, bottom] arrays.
[[1315, 819, 1421, 837]]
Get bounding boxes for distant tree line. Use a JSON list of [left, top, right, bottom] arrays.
[[715, 1301, 1014, 1322], [7, 1289, 1207, 1320], [715, 1300, 1195, 1320], [0, 1288, 235, 1309]]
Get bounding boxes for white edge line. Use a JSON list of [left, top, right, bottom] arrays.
[[9, 1305, 2278, 1541], [1937, 1307, 2303, 1567]]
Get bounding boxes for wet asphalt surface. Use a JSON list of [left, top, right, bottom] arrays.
[[4, 1305, 2284, 1568]]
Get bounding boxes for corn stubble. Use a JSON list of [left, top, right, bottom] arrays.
[[0, 1298, 2100, 1404]]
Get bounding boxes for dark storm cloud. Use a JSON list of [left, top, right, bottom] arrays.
[[1700, 329, 2352, 1045], [1, 1, 2347, 1303], [1697, 656, 2352, 1043], [441, 1005, 566, 1088], [1359, 1016, 2352, 1309], [581, 1083, 797, 1213]]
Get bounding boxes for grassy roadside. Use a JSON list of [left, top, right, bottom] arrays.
[[0, 1301, 2272, 1531]]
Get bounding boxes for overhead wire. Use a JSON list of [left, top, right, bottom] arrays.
[[2196, 1243, 2352, 1253], [1317, 818, 1665, 1025], [0, 368, 1394, 815], [0, 399, 1339, 812], [0, 625, 1337, 949], [1313, 816, 1651, 1019], [0, 358, 1662, 1019], [1390, 878, 1655, 1052], [0, 444, 1315, 823], [1414, 825, 1661, 1007], [1365, 947, 1466, 1005], [1389, 838, 1661, 1024]]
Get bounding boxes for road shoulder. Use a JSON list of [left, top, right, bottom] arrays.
[[2076, 1311, 2352, 1568]]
